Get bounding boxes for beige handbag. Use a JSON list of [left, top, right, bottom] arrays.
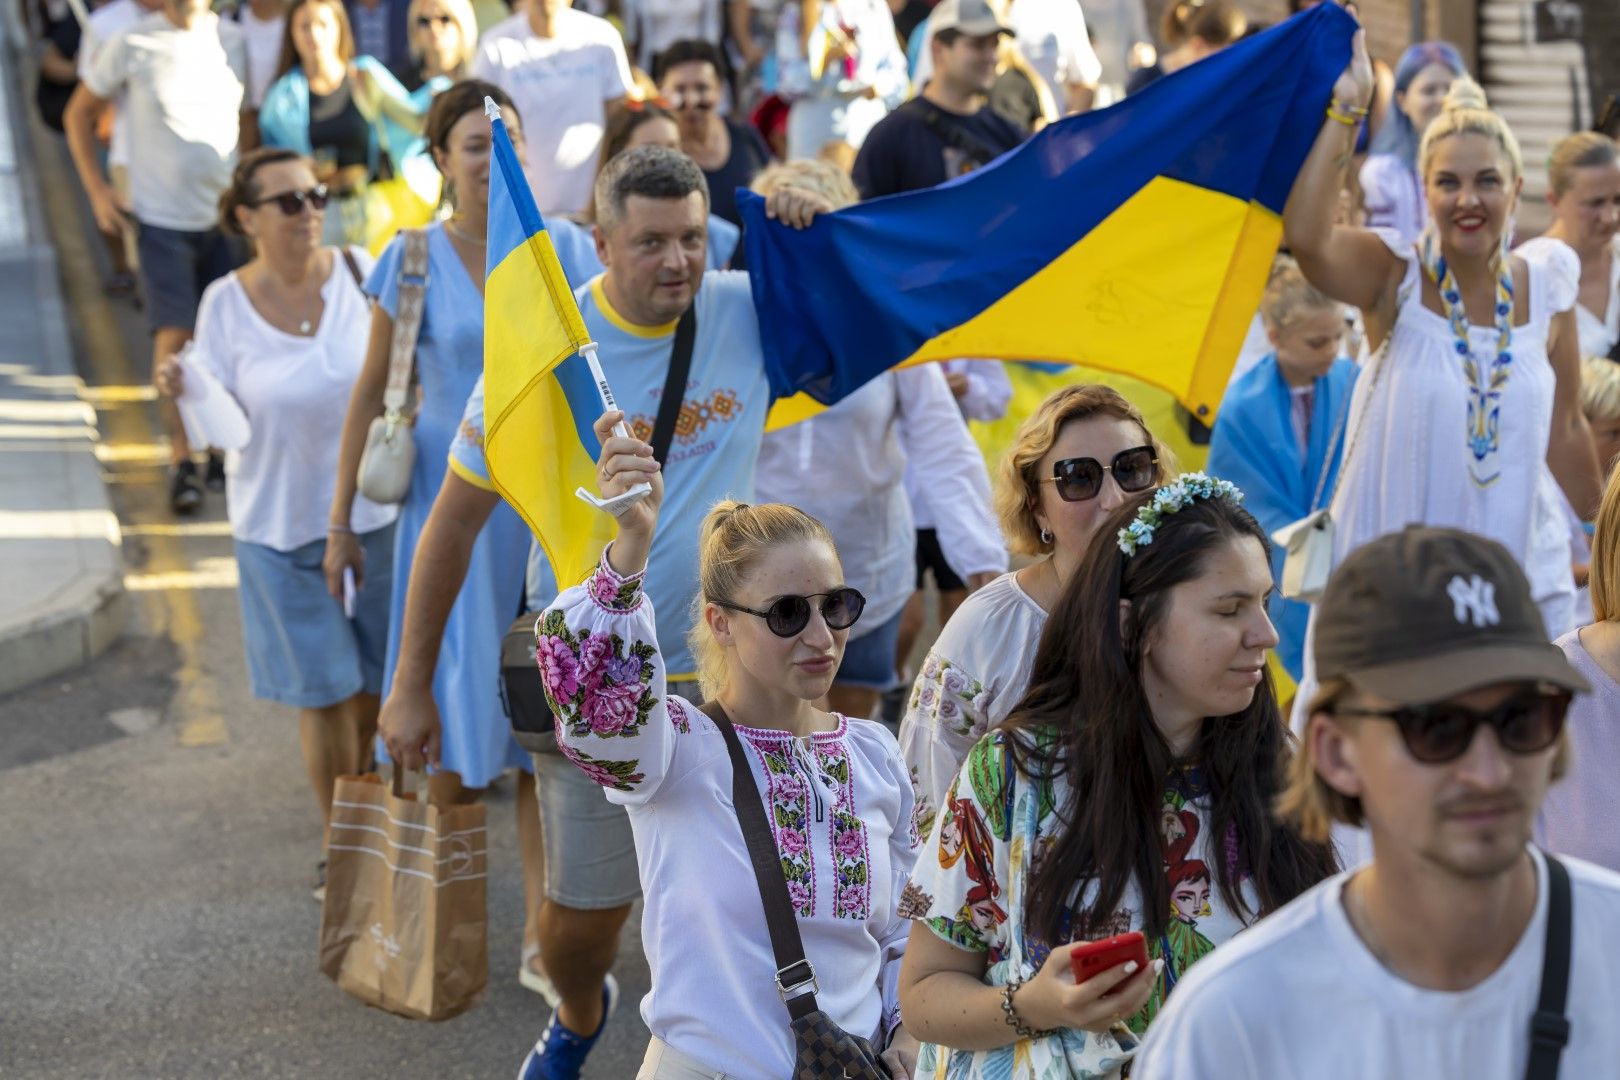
[[357, 229, 428, 504]]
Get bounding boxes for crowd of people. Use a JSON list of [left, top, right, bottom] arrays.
[[25, 0, 1620, 1074]]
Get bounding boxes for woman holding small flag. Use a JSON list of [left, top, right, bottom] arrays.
[[536, 410, 923, 1078], [1284, 25, 1602, 692]]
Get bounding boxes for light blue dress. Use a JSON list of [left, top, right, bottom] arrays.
[[368, 222, 531, 787]]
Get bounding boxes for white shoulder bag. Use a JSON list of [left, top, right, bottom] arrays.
[[356, 229, 429, 504], [1272, 287, 1406, 603]]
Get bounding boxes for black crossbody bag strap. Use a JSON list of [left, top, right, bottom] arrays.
[[703, 701, 822, 1021], [648, 304, 698, 466], [1525, 852, 1573, 1080]]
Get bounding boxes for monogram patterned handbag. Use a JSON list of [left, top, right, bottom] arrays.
[[703, 702, 890, 1080]]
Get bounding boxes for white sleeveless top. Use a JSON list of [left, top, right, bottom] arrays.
[[1328, 229, 1580, 632]]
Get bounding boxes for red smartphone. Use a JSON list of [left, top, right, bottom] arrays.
[[1070, 931, 1150, 995]]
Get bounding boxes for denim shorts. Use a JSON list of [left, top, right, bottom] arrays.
[[135, 221, 244, 332], [233, 523, 395, 709], [834, 604, 903, 690]]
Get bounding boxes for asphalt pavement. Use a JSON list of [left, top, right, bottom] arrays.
[[1, 112, 654, 1080]]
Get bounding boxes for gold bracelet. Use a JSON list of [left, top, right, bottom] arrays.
[[1325, 105, 1360, 128], [1330, 97, 1371, 118]]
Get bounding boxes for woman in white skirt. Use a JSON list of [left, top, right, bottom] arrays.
[[1284, 30, 1601, 652], [159, 147, 396, 899]]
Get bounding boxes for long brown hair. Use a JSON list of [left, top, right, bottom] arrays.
[[1003, 490, 1338, 947]]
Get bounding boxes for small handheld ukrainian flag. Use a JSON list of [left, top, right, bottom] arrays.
[[482, 98, 628, 590], [742, 3, 1358, 428]]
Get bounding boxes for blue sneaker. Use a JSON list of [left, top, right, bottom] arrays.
[[516, 974, 620, 1080]]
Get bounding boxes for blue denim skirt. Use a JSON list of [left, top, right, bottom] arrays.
[[234, 523, 395, 708]]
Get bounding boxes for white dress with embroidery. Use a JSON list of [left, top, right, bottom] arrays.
[[898, 571, 1048, 844], [1323, 229, 1580, 631], [537, 551, 919, 1079]]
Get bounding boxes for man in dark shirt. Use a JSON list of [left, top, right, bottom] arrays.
[[852, 0, 1028, 198]]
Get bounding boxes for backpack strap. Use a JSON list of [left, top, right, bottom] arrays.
[[1524, 852, 1573, 1080]]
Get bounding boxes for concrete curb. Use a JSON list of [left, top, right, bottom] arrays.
[[0, 38, 126, 696]]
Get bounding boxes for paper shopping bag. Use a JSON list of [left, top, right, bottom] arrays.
[[319, 769, 488, 1020]]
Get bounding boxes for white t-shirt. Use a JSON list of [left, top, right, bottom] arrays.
[[1135, 849, 1620, 1080], [192, 249, 397, 550], [471, 10, 634, 216], [238, 7, 286, 110], [78, 0, 149, 168], [82, 11, 246, 231]]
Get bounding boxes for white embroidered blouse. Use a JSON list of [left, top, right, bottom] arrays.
[[897, 571, 1048, 843], [537, 551, 920, 1078]]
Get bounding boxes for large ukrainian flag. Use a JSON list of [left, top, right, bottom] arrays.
[[742, 3, 1356, 429], [481, 102, 603, 589]]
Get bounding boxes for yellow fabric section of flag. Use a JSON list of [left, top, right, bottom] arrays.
[[763, 178, 1277, 433], [483, 230, 601, 590], [908, 177, 1278, 423]]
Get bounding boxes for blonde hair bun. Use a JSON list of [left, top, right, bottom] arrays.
[[1442, 76, 1490, 114]]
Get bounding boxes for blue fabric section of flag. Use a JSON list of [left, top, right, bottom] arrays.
[[486, 113, 543, 275], [738, 3, 1354, 407]]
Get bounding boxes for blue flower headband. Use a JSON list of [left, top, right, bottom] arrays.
[[1116, 473, 1244, 557]]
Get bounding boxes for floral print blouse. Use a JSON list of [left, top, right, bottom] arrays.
[[537, 549, 920, 1079], [903, 731, 1260, 1079]]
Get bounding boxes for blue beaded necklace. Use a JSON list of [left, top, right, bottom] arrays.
[[1419, 229, 1516, 488]]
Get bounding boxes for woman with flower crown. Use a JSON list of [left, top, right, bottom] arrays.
[[895, 476, 1339, 1079], [1283, 27, 1601, 651]]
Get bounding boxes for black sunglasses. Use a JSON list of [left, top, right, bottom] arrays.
[[250, 184, 329, 215], [715, 588, 866, 638], [1039, 445, 1159, 503], [1336, 688, 1572, 765], [415, 13, 454, 27]]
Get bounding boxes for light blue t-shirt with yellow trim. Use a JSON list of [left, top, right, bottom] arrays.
[[449, 270, 770, 680]]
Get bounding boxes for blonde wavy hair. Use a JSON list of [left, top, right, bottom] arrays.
[[995, 383, 1174, 556], [750, 159, 859, 209], [1581, 356, 1620, 428], [686, 500, 839, 699], [1419, 77, 1524, 185], [1590, 469, 1620, 623]]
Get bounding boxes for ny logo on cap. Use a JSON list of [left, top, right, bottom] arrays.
[[1447, 574, 1499, 628]]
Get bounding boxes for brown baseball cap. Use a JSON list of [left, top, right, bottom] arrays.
[[1314, 526, 1589, 704]]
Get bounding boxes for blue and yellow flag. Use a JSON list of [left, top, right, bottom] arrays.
[[482, 103, 604, 589], [740, 3, 1355, 428]]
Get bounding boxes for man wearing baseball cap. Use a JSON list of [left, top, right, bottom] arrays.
[[1134, 526, 1620, 1078], [853, 0, 1026, 198]]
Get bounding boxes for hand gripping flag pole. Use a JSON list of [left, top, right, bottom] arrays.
[[484, 96, 650, 520]]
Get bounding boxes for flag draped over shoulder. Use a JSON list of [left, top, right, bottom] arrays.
[[740, 3, 1355, 428], [482, 104, 603, 589]]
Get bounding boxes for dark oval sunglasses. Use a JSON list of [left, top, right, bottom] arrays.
[[250, 184, 330, 216], [1336, 688, 1571, 765], [1040, 445, 1160, 503], [715, 588, 866, 638]]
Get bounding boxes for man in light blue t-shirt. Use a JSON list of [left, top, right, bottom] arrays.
[[377, 146, 834, 1076]]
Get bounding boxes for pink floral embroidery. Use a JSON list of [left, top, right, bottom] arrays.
[[535, 635, 579, 703], [751, 737, 815, 917], [581, 678, 646, 736], [817, 739, 871, 921], [557, 741, 645, 792], [668, 697, 691, 734]]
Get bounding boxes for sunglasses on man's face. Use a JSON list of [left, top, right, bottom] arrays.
[[715, 588, 866, 638], [250, 184, 329, 216], [415, 13, 454, 27], [1336, 689, 1571, 765], [1039, 445, 1159, 503]]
